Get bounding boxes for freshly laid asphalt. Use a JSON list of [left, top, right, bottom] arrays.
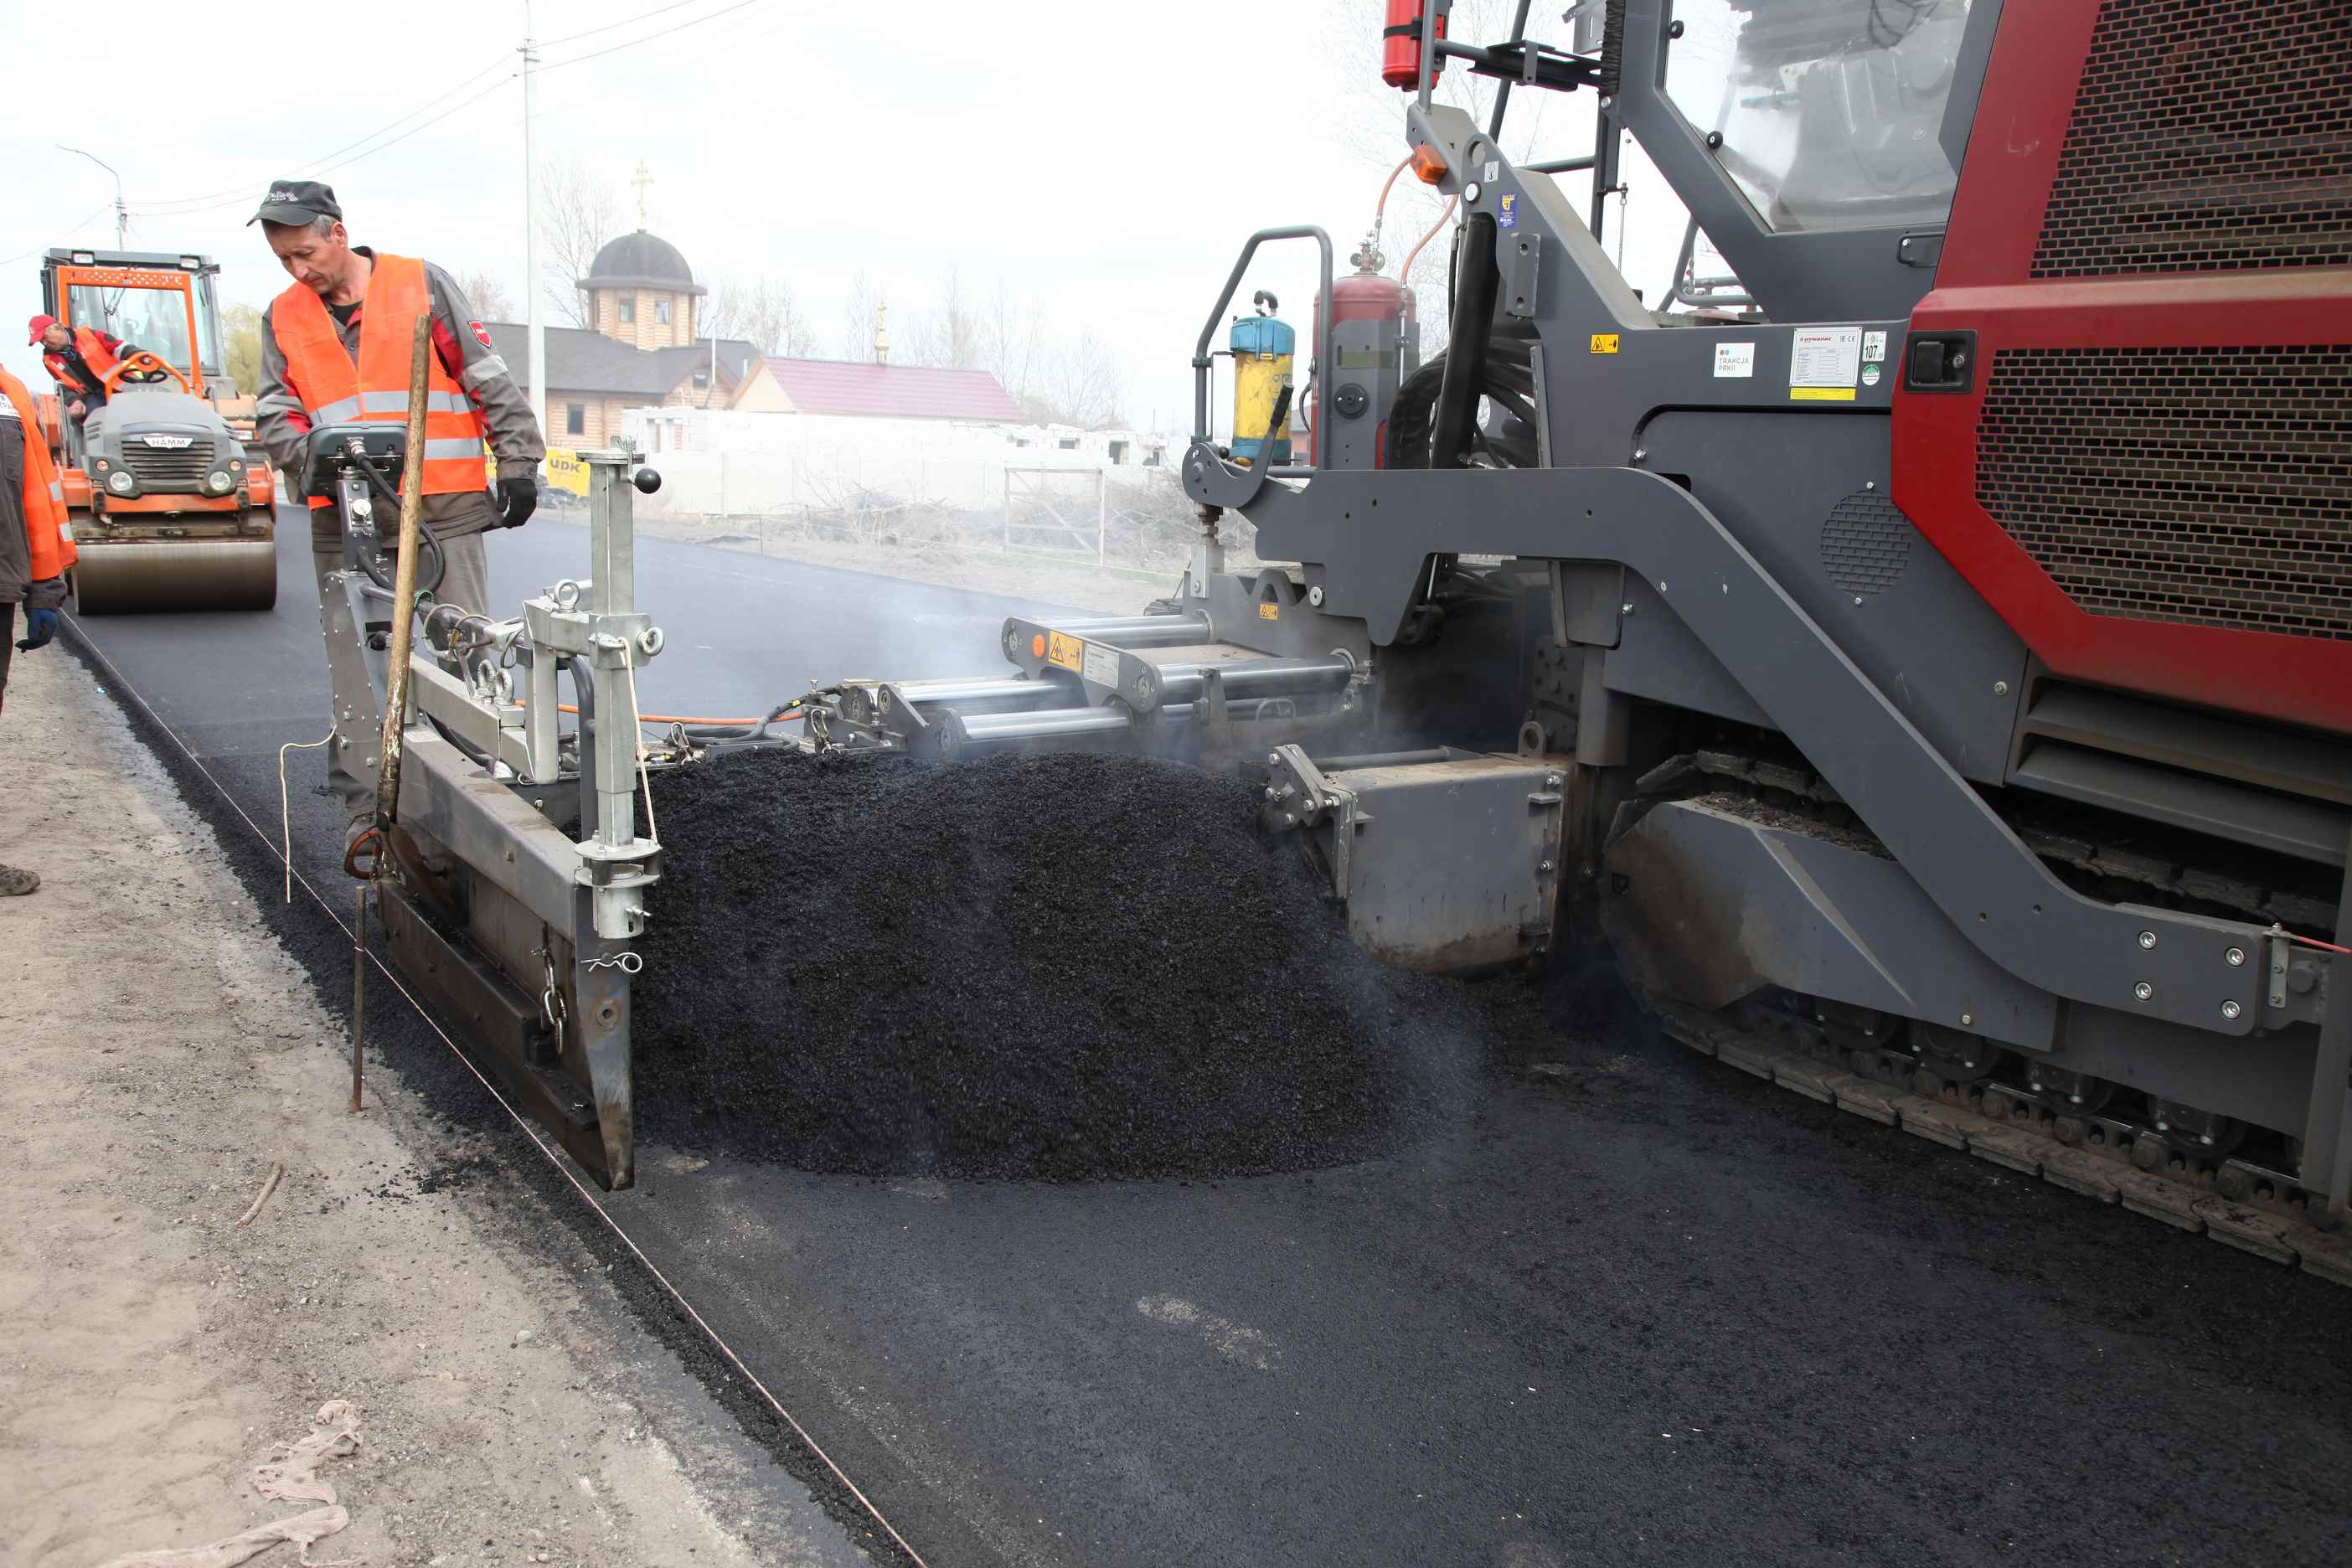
[[61, 507, 2352, 1568]]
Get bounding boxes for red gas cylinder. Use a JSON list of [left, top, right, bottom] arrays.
[[1382, 0, 1444, 90], [1327, 269, 1409, 330], [1307, 271, 1416, 469]]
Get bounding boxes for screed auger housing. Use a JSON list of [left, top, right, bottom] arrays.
[[337, 0, 2348, 1277]]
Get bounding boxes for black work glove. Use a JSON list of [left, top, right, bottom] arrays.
[[495, 476, 538, 530], [15, 606, 59, 652]]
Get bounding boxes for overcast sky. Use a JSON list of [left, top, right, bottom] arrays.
[[0, 0, 1701, 433]]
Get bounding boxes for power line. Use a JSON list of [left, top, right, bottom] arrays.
[[0, 203, 116, 269], [539, 0, 720, 49], [116, 0, 777, 226], [127, 72, 518, 219], [536, 0, 767, 74], [124, 53, 514, 214], [498, 4, 795, 128]]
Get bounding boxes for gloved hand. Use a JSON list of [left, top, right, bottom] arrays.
[[495, 476, 538, 530], [15, 606, 58, 652]]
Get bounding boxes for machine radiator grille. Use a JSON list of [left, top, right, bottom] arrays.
[[2031, 0, 2352, 278], [1975, 345, 2352, 641], [122, 438, 215, 489]]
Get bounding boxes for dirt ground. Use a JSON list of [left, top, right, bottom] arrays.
[[0, 650, 859, 1568]]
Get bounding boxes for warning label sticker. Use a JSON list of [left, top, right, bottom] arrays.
[[1081, 640, 1122, 689], [1789, 327, 1863, 401], [1046, 630, 1085, 673], [1714, 342, 1755, 379]]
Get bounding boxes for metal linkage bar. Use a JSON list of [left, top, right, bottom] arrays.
[[1041, 614, 1212, 646], [1153, 656, 1354, 705], [896, 677, 1058, 710]]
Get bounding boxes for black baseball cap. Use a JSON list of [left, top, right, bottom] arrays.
[[249, 179, 342, 228]]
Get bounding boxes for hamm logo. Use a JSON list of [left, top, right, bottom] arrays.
[[142, 434, 196, 449]]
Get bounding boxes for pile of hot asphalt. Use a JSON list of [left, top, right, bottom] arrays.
[[634, 747, 1477, 1179]]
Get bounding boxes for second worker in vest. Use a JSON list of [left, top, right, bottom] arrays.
[[29, 315, 142, 431], [248, 178, 544, 839]]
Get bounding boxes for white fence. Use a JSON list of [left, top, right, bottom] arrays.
[[620, 407, 1168, 523], [1002, 467, 1110, 564]]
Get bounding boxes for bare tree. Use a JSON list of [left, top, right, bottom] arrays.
[[977, 282, 1045, 405], [906, 268, 985, 370], [704, 276, 817, 356], [839, 272, 881, 362], [1024, 329, 1127, 430], [537, 158, 620, 327], [451, 269, 517, 322]]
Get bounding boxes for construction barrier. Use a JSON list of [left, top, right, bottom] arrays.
[[543, 447, 591, 498]]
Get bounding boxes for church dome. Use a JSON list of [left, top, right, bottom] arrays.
[[581, 231, 705, 296]]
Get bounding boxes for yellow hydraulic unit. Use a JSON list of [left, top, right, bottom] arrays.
[[1228, 291, 1293, 467]]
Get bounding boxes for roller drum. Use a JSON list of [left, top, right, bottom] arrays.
[[70, 537, 280, 615]]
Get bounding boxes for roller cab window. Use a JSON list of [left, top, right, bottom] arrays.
[[68, 281, 198, 377]]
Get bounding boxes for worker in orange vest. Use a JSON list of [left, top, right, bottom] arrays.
[[0, 362, 80, 895], [28, 313, 146, 426], [249, 179, 544, 841]]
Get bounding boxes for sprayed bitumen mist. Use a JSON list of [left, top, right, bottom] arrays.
[[633, 747, 1478, 1179]]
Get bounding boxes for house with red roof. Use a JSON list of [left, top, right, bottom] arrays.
[[729, 356, 1028, 423]]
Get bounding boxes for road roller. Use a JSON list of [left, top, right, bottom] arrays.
[[37, 248, 276, 613]]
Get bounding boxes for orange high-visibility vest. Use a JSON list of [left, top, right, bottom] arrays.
[[0, 368, 79, 580], [270, 253, 487, 511], [43, 326, 121, 395]]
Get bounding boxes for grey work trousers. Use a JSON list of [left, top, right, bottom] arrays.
[[310, 529, 491, 823]]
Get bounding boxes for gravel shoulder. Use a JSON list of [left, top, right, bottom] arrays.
[[0, 648, 866, 1568]]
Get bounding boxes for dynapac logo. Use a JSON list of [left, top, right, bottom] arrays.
[[141, 434, 195, 449]]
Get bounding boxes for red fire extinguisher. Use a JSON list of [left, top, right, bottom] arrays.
[[1382, 0, 1445, 90]]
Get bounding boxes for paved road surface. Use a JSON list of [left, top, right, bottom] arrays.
[[64, 508, 2352, 1568]]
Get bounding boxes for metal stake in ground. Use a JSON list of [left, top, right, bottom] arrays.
[[351, 313, 435, 1115]]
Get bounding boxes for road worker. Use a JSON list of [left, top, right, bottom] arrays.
[[247, 179, 544, 843], [30, 313, 153, 436], [0, 362, 78, 895]]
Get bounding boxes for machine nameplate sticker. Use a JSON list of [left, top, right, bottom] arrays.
[[1046, 630, 1085, 673], [1081, 641, 1122, 689], [1789, 328, 1863, 400], [1713, 343, 1755, 378], [1590, 333, 1620, 354]]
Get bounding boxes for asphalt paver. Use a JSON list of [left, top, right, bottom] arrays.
[[63, 507, 2352, 1568]]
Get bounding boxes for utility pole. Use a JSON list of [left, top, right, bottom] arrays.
[[57, 145, 126, 249], [522, 3, 548, 449]]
